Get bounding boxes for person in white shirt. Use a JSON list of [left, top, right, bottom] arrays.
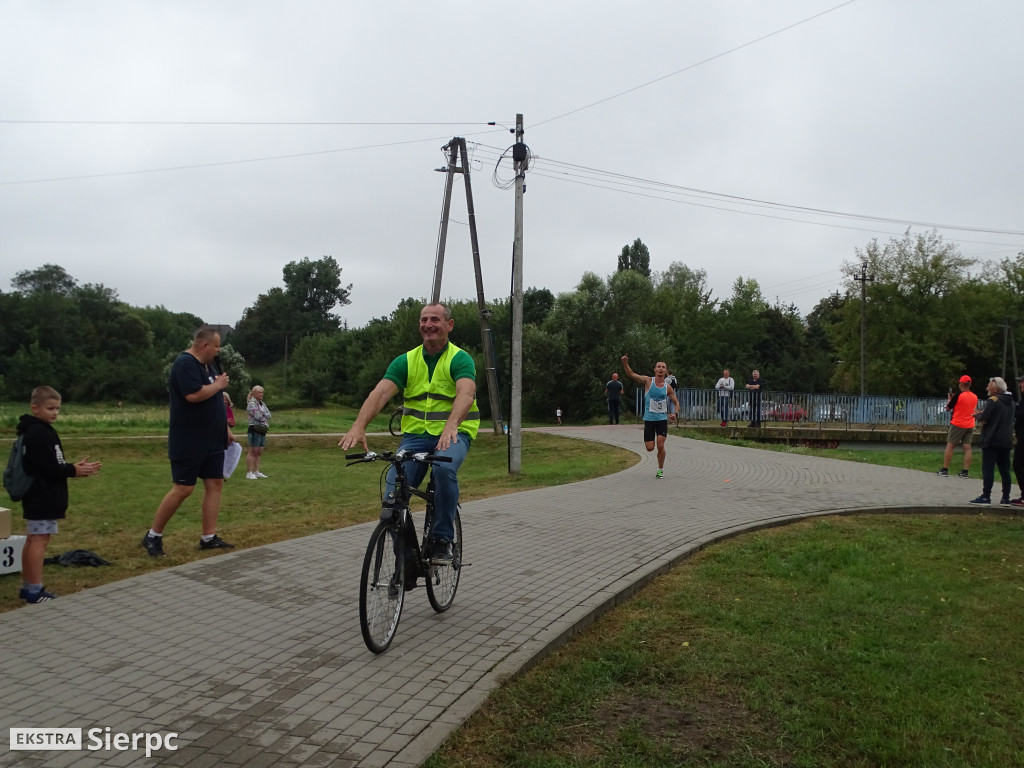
[[715, 369, 735, 426]]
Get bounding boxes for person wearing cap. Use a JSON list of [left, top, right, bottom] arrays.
[[1011, 375, 1024, 506], [938, 375, 977, 478], [970, 376, 1015, 505]]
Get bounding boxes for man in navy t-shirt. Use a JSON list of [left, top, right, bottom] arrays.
[[142, 325, 237, 557]]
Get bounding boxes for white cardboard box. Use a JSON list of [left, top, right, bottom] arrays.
[[0, 535, 25, 575]]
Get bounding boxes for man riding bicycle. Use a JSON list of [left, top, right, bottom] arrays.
[[339, 302, 479, 563]]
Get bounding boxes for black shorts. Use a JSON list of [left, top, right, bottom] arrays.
[[643, 420, 668, 442], [171, 451, 225, 486]]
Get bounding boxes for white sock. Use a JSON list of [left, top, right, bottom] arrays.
[[148, 530, 163, 539]]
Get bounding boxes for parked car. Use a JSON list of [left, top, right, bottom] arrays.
[[688, 404, 715, 420], [736, 401, 772, 422], [768, 403, 807, 422], [815, 404, 848, 422]]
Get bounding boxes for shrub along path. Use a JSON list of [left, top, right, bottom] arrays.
[[0, 425, 1000, 768]]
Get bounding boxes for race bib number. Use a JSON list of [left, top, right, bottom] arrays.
[[649, 398, 667, 414]]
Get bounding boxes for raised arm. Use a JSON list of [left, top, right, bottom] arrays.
[[620, 355, 649, 387]]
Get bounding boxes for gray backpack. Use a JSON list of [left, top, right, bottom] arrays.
[[4, 435, 34, 502]]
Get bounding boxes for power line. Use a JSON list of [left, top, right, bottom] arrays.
[[0, 120, 494, 126], [0, 132, 494, 186], [522, 165, 1024, 242], [532, 0, 862, 129], [509, 150, 1024, 238]]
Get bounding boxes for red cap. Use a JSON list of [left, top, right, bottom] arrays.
[[959, 375, 971, 383]]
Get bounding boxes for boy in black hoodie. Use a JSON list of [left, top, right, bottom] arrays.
[[16, 386, 101, 604]]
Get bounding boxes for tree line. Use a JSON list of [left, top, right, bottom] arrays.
[[2, 233, 1022, 423]]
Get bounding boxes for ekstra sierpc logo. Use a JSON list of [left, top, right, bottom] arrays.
[[10, 728, 178, 757], [9, 729, 81, 751]]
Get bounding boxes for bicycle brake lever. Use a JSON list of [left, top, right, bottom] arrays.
[[345, 452, 377, 462]]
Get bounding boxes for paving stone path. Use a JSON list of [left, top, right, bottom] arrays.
[[0, 426, 991, 767]]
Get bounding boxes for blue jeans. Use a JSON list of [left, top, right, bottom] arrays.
[[718, 397, 730, 422], [386, 432, 471, 543]]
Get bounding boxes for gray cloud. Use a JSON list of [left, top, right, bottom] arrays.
[[2, 0, 1022, 329]]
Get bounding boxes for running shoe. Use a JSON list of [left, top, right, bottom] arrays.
[[199, 535, 235, 550], [141, 533, 165, 557], [19, 587, 57, 604]]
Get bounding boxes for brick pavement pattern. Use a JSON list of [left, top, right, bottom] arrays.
[[0, 426, 994, 767]]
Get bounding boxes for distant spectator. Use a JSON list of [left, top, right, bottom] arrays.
[[605, 373, 623, 425], [556, 407, 563, 426], [937, 375, 976, 478], [745, 370, 763, 428], [665, 371, 679, 426], [246, 386, 272, 480], [715, 369, 735, 427], [223, 392, 236, 428]]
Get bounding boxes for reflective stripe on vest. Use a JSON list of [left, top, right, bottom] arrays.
[[401, 343, 479, 439]]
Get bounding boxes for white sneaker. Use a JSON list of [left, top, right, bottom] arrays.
[[256, 472, 268, 478], [245, 472, 257, 480]]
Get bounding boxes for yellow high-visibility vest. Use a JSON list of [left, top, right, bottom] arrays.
[[401, 343, 479, 439]]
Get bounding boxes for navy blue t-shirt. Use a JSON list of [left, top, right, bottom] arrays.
[[168, 352, 226, 461]]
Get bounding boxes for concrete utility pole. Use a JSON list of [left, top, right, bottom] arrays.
[[853, 260, 874, 396], [430, 144, 458, 304], [430, 138, 504, 435], [999, 318, 1019, 384], [509, 114, 526, 474]]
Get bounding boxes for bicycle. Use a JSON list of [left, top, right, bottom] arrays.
[[346, 449, 463, 654], [388, 405, 404, 437]]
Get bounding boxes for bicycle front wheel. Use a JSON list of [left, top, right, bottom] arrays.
[[359, 520, 405, 654], [426, 510, 462, 613]]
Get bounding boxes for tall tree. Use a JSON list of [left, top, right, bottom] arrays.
[[804, 292, 846, 393], [711, 277, 767, 385], [616, 238, 651, 278], [11, 264, 78, 296], [833, 230, 976, 395], [234, 256, 353, 365], [282, 255, 352, 336], [653, 262, 718, 383]]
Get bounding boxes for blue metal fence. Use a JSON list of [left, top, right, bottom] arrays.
[[648, 388, 952, 428]]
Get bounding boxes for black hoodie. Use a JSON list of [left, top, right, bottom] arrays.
[[15, 414, 75, 520], [978, 391, 1015, 450]]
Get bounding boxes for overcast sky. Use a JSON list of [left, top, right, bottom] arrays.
[[2, 0, 1022, 330]]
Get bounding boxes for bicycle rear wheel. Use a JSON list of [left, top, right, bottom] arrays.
[[359, 520, 405, 654], [425, 509, 462, 613]]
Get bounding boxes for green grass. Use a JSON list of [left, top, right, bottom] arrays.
[[0, 400, 378, 437], [429, 514, 1024, 768], [0, 430, 635, 613]]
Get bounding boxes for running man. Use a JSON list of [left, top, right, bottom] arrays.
[[621, 354, 679, 478]]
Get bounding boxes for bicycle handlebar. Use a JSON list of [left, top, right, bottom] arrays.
[[345, 450, 452, 465]]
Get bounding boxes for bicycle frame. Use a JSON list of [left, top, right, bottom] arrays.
[[379, 465, 437, 583], [350, 449, 462, 654]]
